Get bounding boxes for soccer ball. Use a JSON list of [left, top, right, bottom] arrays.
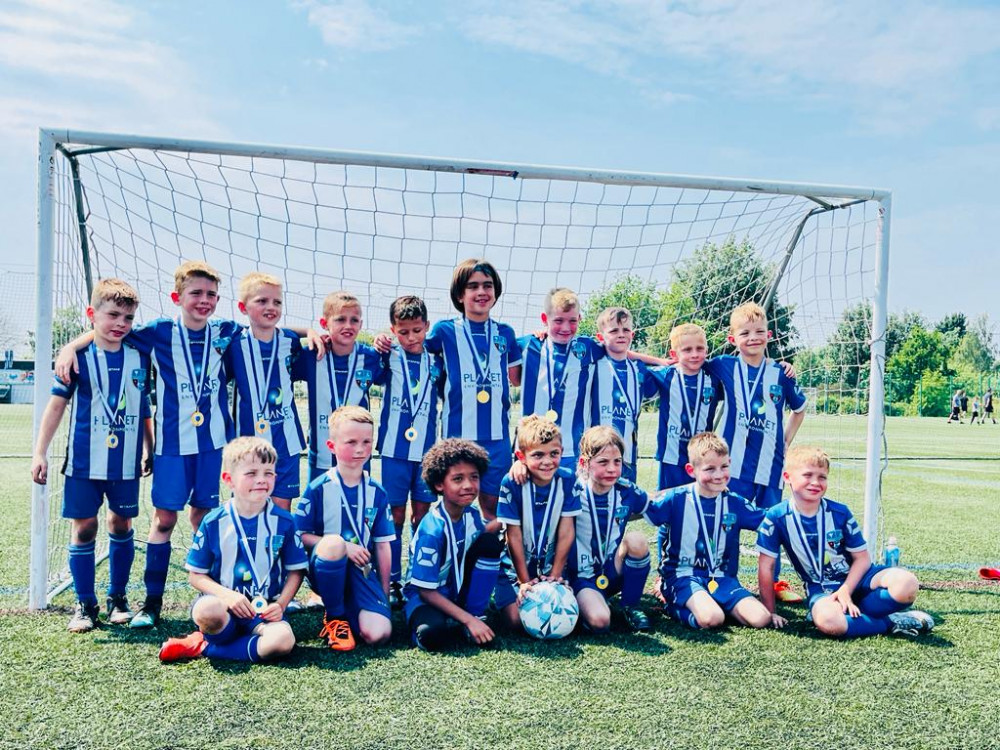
[[519, 581, 579, 640]]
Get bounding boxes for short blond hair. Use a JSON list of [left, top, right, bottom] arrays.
[[328, 405, 374, 438], [91, 278, 139, 310], [222, 436, 278, 474], [323, 291, 362, 320], [729, 302, 767, 333], [669, 323, 707, 351], [174, 260, 221, 294], [544, 287, 579, 315], [238, 271, 282, 303], [516, 414, 563, 453], [578, 425, 624, 466], [784, 445, 830, 472], [596, 306, 634, 332], [686, 432, 729, 466]]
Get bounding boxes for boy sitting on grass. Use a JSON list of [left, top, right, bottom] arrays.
[[159, 437, 308, 663]]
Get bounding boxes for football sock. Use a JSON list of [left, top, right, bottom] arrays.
[[143, 541, 171, 598], [843, 614, 890, 638], [464, 533, 504, 617], [858, 587, 907, 618], [204, 619, 261, 662], [621, 553, 651, 606], [313, 555, 348, 618], [390, 523, 404, 583], [671, 605, 700, 629], [68, 541, 97, 606], [107, 530, 135, 596]]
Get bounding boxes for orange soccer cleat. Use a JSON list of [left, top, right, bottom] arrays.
[[318, 617, 356, 652], [159, 631, 207, 663], [773, 579, 804, 603]]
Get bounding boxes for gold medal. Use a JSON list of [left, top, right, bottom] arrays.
[[477, 390, 491, 404], [106, 433, 119, 449], [545, 409, 559, 422], [404, 426, 418, 442], [707, 579, 719, 594], [191, 410, 204, 427], [596, 574, 609, 590], [255, 418, 268, 434], [251, 595, 268, 613]]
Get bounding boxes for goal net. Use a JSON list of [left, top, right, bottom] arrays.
[[27, 129, 889, 610]]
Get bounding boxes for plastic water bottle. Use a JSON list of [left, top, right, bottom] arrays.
[[884, 536, 900, 567]]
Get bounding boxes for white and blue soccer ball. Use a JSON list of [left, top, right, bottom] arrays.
[[519, 581, 579, 640]]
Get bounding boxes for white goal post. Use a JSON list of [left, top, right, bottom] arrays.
[[30, 128, 890, 610]]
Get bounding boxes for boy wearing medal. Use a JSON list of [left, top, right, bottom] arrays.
[[756, 446, 934, 638], [586, 308, 659, 483], [704, 302, 807, 603], [498, 416, 581, 605], [404, 439, 519, 651], [294, 407, 395, 651], [32, 279, 153, 632], [227, 272, 309, 511], [645, 432, 774, 630], [159, 437, 309, 662], [374, 296, 444, 609], [296, 291, 384, 482], [570, 426, 653, 632]]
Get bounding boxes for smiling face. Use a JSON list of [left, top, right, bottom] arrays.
[[435, 461, 482, 512], [671, 332, 708, 375], [517, 438, 563, 486], [321, 304, 363, 355], [172, 276, 220, 328], [88, 301, 136, 350], [783, 462, 829, 505], [391, 316, 429, 355], [542, 307, 581, 345], [728, 316, 771, 364], [686, 451, 731, 498], [222, 457, 276, 507], [460, 271, 497, 322], [239, 283, 283, 333]]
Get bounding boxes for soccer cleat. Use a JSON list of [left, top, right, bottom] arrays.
[[979, 567, 1000, 581], [106, 594, 133, 626], [318, 617, 356, 652], [887, 610, 935, 637], [773, 580, 804, 603], [67, 601, 100, 633], [305, 591, 326, 610], [284, 599, 303, 613], [389, 582, 404, 611], [622, 606, 651, 632], [129, 598, 162, 629], [158, 631, 207, 662]]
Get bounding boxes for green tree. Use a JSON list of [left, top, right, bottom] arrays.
[[907, 369, 951, 417], [579, 274, 669, 351], [827, 302, 871, 390], [886, 310, 926, 361], [27, 306, 89, 357], [950, 331, 994, 373], [935, 312, 967, 350], [887, 327, 950, 401]]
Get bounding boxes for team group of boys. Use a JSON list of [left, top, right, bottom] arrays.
[[31, 257, 934, 664]]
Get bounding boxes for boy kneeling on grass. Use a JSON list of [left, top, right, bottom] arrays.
[[159, 437, 308, 663]]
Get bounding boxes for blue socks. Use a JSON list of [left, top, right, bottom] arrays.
[[313, 556, 348, 618], [465, 556, 501, 617], [390, 523, 404, 583], [844, 614, 890, 639], [68, 541, 97, 605], [107, 530, 135, 596], [858, 587, 906, 618], [143, 541, 171, 598], [621, 554, 651, 607], [671, 605, 700, 629], [203, 617, 261, 662]]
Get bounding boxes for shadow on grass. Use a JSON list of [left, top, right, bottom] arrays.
[[771, 613, 955, 648]]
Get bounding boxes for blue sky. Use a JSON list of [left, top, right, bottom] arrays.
[[1, 0, 999, 345]]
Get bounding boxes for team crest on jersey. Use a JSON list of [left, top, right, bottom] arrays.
[[492, 334, 507, 354], [212, 335, 232, 354], [284, 353, 295, 371], [722, 512, 737, 531], [826, 529, 843, 544], [571, 340, 587, 360], [131, 368, 147, 388], [614, 505, 629, 522], [270, 534, 284, 555], [355, 369, 373, 391], [701, 386, 714, 405], [768, 384, 782, 404], [429, 361, 442, 382], [364, 506, 378, 527]]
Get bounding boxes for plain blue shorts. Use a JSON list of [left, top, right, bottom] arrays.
[[62, 476, 140, 520], [151, 450, 222, 511], [309, 554, 391, 630], [477, 439, 513, 497], [380, 456, 434, 508], [273, 453, 301, 499], [661, 574, 755, 612], [726, 477, 782, 510], [571, 558, 624, 600], [658, 462, 692, 491], [806, 565, 887, 611]]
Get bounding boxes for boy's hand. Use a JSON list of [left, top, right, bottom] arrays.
[[533, 328, 548, 341], [260, 601, 284, 622], [141, 452, 153, 477], [345, 542, 371, 567], [779, 361, 796, 379], [54, 346, 79, 384], [831, 587, 860, 617], [463, 616, 495, 645], [31, 455, 48, 485], [373, 333, 393, 354], [222, 590, 255, 619], [304, 328, 329, 360], [517, 579, 538, 605], [509, 459, 528, 485], [539, 574, 566, 585], [770, 613, 788, 629]]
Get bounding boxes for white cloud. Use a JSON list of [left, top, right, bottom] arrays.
[[294, 0, 421, 51]]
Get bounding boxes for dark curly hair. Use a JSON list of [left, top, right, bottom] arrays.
[[421, 438, 490, 493]]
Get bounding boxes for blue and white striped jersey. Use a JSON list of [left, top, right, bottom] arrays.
[[645, 483, 763, 580], [497, 468, 581, 575], [126, 318, 239, 456], [293, 469, 395, 547], [425, 317, 521, 443], [756, 498, 867, 594], [705, 356, 807, 489], [186, 500, 308, 601], [586, 357, 658, 465], [294, 343, 384, 471], [519, 336, 603, 458], [649, 366, 723, 469], [227, 328, 306, 459], [570, 478, 649, 580], [375, 345, 444, 461], [53, 343, 150, 481]]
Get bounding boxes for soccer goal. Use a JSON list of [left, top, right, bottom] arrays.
[[29, 128, 890, 610]]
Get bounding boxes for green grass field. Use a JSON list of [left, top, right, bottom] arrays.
[[1, 408, 998, 749]]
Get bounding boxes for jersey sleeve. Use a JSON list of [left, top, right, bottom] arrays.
[[292, 483, 320, 537], [185, 519, 215, 574], [370, 486, 396, 543], [124, 319, 165, 356], [362, 345, 387, 386], [51, 370, 76, 399], [781, 368, 807, 412], [644, 365, 669, 392], [424, 321, 446, 355], [290, 345, 313, 382], [643, 487, 678, 526], [638, 361, 659, 400], [840, 507, 868, 552], [408, 517, 445, 590], [755, 511, 782, 558], [560, 474, 582, 516], [502, 324, 522, 368], [496, 477, 521, 525], [736, 495, 765, 531], [279, 515, 309, 571], [627, 483, 650, 517], [372, 351, 392, 386]]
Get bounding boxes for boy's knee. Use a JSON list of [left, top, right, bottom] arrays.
[[584, 606, 611, 632], [72, 518, 99, 544], [502, 603, 521, 630], [152, 510, 178, 535], [192, 596, 229, 633], [314, 534, 346, 561], [106, 512, 132, 535], [887, 570, 919, 603], [812, 601, 847, 636], [259, 621, 296, 658], [359, 618, 392, 646], [622, 531, 649, 558], [696, 607, 726, 629]]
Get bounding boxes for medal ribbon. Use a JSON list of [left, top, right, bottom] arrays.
[[333, 470, 371, 548], [461, 318, 494, 389], [737, 358, 767, 418], [440, 505, 475, 593], [522, 481, 561, 564], [398, 348, 433, 424], [690, 486, 727, 576], [247, 334, 280, 421], [86, 345, 128, 430], [790, 499, 827, 584], [326, 346, 359, 408], [586, 486, 619, 569], [228, 502, 276, 598], [177, 319, 212, 409], [676, 367, 706, 435], [605, 359, 638, 417], [544, 340, 570, 407]]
